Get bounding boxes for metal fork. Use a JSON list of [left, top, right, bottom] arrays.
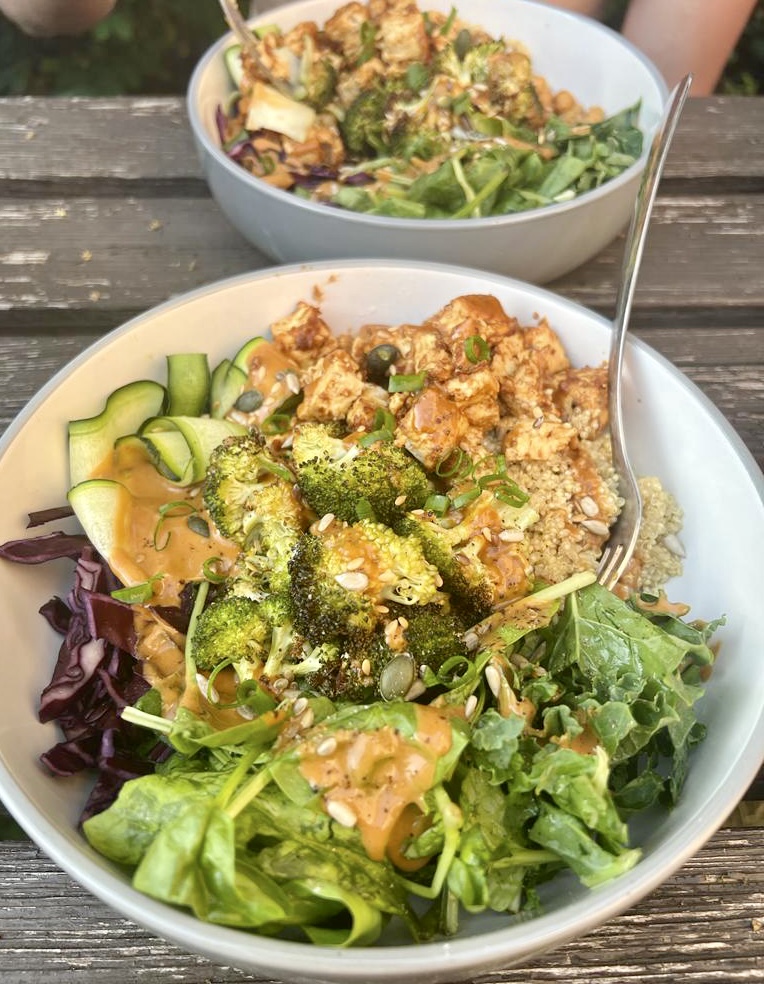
[[596, 74, 692, 591]]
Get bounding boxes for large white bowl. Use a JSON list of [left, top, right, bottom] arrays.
[[1, 260, 763, 983], [187, 0, 668, 284]]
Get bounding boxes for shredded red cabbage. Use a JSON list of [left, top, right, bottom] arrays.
[[0, 529, 171, 823]]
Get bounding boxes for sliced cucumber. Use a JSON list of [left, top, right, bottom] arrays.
[[165, 353, 211, 417], [67, 479, 129, 567], [68, 380, 166, 487], [224, 43, 245, 88], [232, 336, 268, 374], [210, 358, 247, 419], [139, 415, 246, 486]]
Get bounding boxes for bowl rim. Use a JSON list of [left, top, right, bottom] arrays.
[[186, 0, 669, 232], [2, 258, 763, 981]]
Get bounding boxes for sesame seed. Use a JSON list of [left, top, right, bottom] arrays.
[[434, 573, 444, 587], [326, 799, 357, 828], [317, 513, 335, 532], [398, 615, 409, 629], [361, 658, 372, 676], [485, 663, 502, 698], [463, 630, 479, 651], [482, 526, 493, 542], [316, 736, 337, 757], [346, 557, 365, 571], [498, 529, 524, 542], [465, 694, 478, 719], [582, 519, 610, 537], [285, 371, 301, 394], [579, 495, 599, 517], [335, 571, 369, 591], [394, 494, 407, 506]]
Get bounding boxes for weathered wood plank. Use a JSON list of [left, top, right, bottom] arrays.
[[0, 96, 761, 187], [0, 830, 762, 983], [1, 194, 764, 329]]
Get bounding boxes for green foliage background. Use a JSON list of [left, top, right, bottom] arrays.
[[0, 0, 762, 96]]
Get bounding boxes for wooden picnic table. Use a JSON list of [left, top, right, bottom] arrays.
[[0, 93, 763, 983]]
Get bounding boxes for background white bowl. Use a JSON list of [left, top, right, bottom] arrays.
[[1, 260, 762, 983], [187, 0, 668, 284]]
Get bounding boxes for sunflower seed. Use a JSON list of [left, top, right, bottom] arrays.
[[484, 663, 502, 698], [394, 494, 407, 506], [662, 533, 686, 557], [581, 519, 610, 537], [346, 557, 365, 571], [326, 799, 357, 828], [579, 495, 599, 517], [293, 696, 308, 716], [465, 694, 478, 719], [316, 736, 337, 757], [335, 571, 369, 591], [285, 371, 301, 394], [361, 658, 372, 677], [317, 513, 335, 532], [498, 529, 524, 542], [196, 672, 219, 704]]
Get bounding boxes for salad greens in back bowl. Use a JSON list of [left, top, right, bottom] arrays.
[[188, 0, 667, 283], [0, 261, 762, 984]]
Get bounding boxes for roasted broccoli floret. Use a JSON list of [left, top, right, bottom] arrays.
[[388, 122, 449, 161], [288, 517, 443, 645], [204, 433, 305, 597], [395, 511, 494, 622], [339, 85, 390, 158], [299, 57, 338, 111], [393, 602, 470, 674], [289, 530, 378, 644], [396, 483, 538, 621], [190, 594, 270, 672], [291, 421, 431, 524], [203, 433, 298, 543], [298, 632, 388, 702]]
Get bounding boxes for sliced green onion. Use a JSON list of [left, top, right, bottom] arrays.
[[260, 412, 292, 435], [388, 372, 426, 393], [153, 500, 197, 550], [465, 335, 490, 363], [258, 458, 294, 482], [202, 556, 227, 584], [424, 493, 450, 516], [435, 448, 473, 480], [358, 428, 394, 447], [451, 486, 481, 509], [111, 574, 164, 604], [494, 483, 530, 507]]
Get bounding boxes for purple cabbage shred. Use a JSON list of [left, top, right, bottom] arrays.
[[1, 530, 172, 824]]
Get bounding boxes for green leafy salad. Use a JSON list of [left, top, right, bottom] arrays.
[[216, 1, 644, 219], [1, 293, 722, 946]]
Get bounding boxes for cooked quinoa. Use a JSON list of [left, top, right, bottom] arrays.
[[263, 293, 681, 596]]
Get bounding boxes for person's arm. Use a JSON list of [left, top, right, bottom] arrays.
[[620, 0, 758, 95], [0, 0, 116, 37]]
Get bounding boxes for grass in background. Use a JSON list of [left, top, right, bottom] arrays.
[[0, 2, 762, 97]]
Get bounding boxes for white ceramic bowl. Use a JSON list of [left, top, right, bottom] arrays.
[[187, 0, 668, 284], [1, 260, 763, 983]]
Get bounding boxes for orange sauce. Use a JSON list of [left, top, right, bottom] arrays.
[[92, 440, 239, 606], [299, 704, 453, 864]]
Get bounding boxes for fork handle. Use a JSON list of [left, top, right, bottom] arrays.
[[608, 75, 693, 498]]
